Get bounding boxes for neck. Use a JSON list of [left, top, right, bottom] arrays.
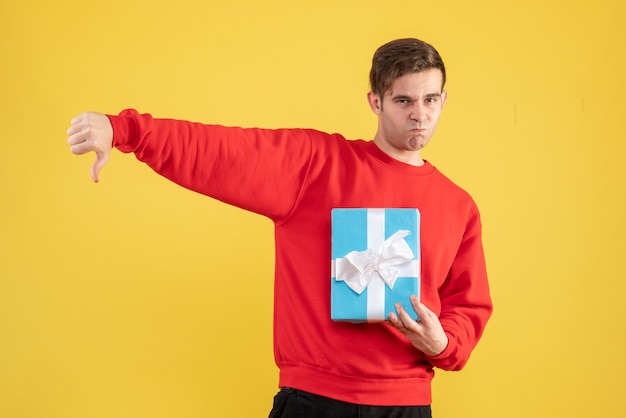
[[373, 138, 425, 167]]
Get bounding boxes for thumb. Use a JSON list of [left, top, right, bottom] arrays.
[[90, 150, 110, 183]]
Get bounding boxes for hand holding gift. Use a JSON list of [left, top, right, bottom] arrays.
[[388, 295, 449, 356]]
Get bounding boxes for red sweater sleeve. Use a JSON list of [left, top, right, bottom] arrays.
[[426, 205, 492, 371], [108, 109, 313, 221]]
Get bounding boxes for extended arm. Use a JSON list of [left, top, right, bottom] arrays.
[[66, 109, 315, 221]]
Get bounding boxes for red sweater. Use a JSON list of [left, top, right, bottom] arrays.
[[109, 109, 492, 406]]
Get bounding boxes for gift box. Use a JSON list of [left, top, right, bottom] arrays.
[[331, 208, 420, 322]]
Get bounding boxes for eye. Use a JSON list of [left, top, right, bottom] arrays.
[[395, 98, 413, 106]]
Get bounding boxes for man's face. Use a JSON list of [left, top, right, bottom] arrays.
[[368, 69, 447, 164]]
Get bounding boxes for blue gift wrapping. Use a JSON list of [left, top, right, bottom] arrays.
[[331, 208, 420, 322]]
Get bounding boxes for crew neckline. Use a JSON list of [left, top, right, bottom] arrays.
[[366, 141, 435, 176]]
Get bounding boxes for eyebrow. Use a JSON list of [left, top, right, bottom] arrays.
[[390, 92, 442, 101]]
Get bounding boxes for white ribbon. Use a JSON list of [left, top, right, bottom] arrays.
[[335, 229, 415, 295]]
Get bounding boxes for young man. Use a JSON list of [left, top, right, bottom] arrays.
[[67, 38, 492, 418]]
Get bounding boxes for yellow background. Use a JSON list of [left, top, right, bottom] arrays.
[[1, 1, 625, 417]]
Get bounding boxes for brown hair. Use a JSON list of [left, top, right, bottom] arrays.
[[369, 38, 446, 97]]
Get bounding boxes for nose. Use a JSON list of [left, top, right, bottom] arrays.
[[410, 103, 427, 123]]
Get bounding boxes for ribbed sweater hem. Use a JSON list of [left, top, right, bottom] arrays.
[[278, 363, 433, 406]]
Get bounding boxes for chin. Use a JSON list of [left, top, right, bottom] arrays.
[[408, 137, 427, 150]]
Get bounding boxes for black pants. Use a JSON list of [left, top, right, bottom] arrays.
[[269, 388, 432, 418]]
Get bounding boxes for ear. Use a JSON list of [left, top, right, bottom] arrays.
[[367, 91, 383, 115]]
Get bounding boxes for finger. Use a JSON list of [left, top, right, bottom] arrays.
[[388, 311, 403, 327], [414, 298, 439, 325], [409, 295, 427, 322], [67, 131, 86, 147], [67, 114, 87, 136], [394, 302, 421, 331], [70, 114, 85, 125], [388, 302, 410, 328], [67, 124, 81, 137], [69, 140, 95, 155]]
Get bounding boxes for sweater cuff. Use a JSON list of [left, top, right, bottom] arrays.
[[106, 109, 139, 154], [424, 332, 455, 368]]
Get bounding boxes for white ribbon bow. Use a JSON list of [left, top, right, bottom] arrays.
[[336, 230, 415, 294]]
